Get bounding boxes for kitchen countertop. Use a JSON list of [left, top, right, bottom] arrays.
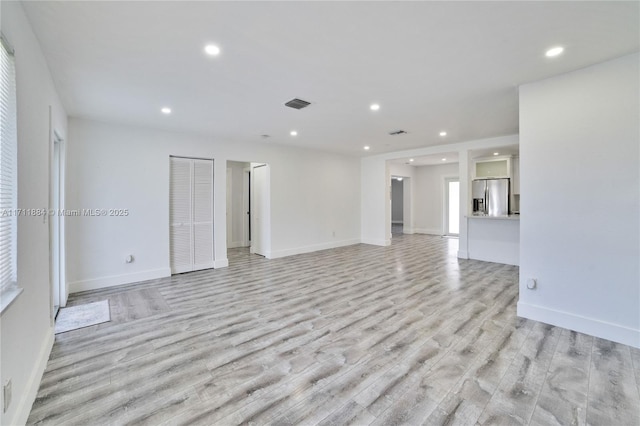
[[466, 214, 520, 220]]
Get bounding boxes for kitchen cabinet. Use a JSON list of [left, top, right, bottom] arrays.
[[473, 157, 511, 179]]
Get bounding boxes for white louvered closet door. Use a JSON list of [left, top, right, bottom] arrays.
[[192, 159, 214, 271], [170, 158, 193, 274], [170, 157, 214, 274]]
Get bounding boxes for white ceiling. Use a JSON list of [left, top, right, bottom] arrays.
[[22, 1, 639, 156]]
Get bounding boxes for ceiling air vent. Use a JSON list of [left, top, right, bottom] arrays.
[[285, 98, 311, 110], [389, 130, 407, 136]]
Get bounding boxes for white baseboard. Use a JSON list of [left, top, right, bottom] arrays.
[[517, 301, 640, 349], [214, 258, 229, 268], [361, 238, 391, 247], [69, 268, 171, 293], [10, 327, 54, 426], [402, 228, 415, 234], [457, 250, 469, 259], [413, 228, 442, 236], [269, 239, 361, 259]]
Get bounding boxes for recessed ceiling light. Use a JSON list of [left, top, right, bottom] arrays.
[[204, 44, 221, 56], [545, 46, 564, 57], [409, 158, 414, 162], [439, 131, 447, 136], [161, 107, 171, 114], [364, 146, 370, 151], [370, 103, 380, 111], [441, 158, 446, 161], [493, 152, 500, 156], [290, 130, 298, 136]]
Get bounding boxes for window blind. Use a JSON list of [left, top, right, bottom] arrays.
[[0, 35, 17, 295]]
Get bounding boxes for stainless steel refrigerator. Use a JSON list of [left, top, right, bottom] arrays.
[[472, 178, 510, 216]]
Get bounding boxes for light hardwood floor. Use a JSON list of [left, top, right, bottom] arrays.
[[28, 234, 640, 425]]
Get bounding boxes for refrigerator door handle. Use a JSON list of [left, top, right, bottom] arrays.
[[485, 185, 489, 215]]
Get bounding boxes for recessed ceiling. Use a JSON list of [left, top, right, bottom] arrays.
[[390, 152, 460, 167], [22, 1, 639, 155], [389, 144, 520, 166]]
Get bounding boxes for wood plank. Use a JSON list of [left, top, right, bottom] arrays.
[[26, 235, 640, 426], [586, 338, 640, 425]]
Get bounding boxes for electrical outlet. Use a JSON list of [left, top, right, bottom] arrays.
[[3, 379, 11, 413]]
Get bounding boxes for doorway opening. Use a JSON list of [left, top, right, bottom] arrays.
[[226, 161, 270, 262], [444, 178, 460, 236], [50, 131, 64, 319], [391, 176, 404, 236]]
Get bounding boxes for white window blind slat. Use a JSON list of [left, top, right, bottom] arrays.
[[0, 37, 17, 295]]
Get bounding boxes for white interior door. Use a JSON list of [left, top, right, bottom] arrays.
[[251, 164, 269, 257], [226, 167, 232, 247], [242, 168, 251, 247]]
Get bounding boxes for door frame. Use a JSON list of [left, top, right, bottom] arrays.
[[49, 128, 66, 320]]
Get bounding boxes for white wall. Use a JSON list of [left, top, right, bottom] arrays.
[[361, 157, 390, 245], [66, 118, 361, 291], [413, 162, 459, 235], [518, 53, 639, 348], [0, 2, 68, 424]]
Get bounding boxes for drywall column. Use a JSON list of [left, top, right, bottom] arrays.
[[457, 148, 470, 259], [361, 156, 390, 246], [518, 53, 639, 347], [213, 159, 229, 267]]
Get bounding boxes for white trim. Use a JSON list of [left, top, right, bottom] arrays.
[[402, 227, 415, 234], [9, 327, 54, 426], [457, 250, 469, 259], [213, 258, 229, 268], [412, 228, 442, 236], [517, 301, 640, 349], [268, 239, 361, 259], [69, 268, 171, 293], [361, 238, 391, 247]]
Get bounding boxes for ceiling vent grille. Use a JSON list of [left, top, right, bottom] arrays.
[[285, 98, 311, 109], [389, 130, 407, 136]]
